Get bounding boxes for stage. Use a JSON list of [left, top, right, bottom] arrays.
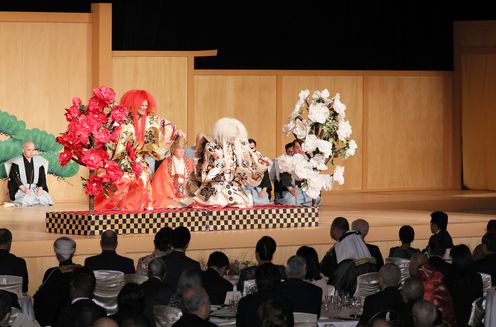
[[2, 190, 496, 294]]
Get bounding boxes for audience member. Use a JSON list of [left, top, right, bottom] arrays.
[[0, 228, 29, 293], [172, 287, 216, 327], [257, 299, 293, 327], [412, 300, 437, 327], [108, 283, 147, 326], [236, 263, 293, 327], [136, 227, 173, 276], [93, 318, 119, 327], [140, 258, 175, 326], [296, 245, 330, 300], [84, 230, 135, 274], [352, 218, 384, 269], [55, 267, 106, 327], [169, 268, 203, 308], [358, 264, 403, 326], [34, 236, 81, 327], [425, 211, 453, 252], [398, 277, 424, 327], [473, 219, 496, 262], [244, 138, 272, 205], [320, 217, 371, 277], [427, 236, 452, 278], [202, 251, 233, 305], [389, 225, 421, 259], [277, 255, 322, 317], [474, 232, 496, 285], [445, 244, 483, 326], [237, 236, 286, 292]]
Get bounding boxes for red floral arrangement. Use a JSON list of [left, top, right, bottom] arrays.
[[56, 86, 142, 196]]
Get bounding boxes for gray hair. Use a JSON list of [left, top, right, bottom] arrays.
[[177, 269, 202, 294], [286, 255, 307, 279], [412, 300, 437, 327], [351, 219, 369, 238], [379, 263, 401, 288], [54, 237, 76, 260], [181, 287, 209, 314], [148, 258, 167, 280]]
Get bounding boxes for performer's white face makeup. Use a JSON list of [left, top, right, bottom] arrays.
[[22, 142, 36, 160], [173, 147, 185, 158], [138, 100, 148, 116]]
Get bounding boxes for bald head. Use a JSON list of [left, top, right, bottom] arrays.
[[401, 277, 424, 304], [93, 318, 119, 327], [100, 230, 118, 250], [22, 141, 36, 160], [409, 253, 428, 276], [352, 219, 369, 239], [379, 263, 401, 288], [412, 300, 437, 327]]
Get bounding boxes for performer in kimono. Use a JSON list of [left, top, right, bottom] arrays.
[[151, 137, 195, 208], [244, 138, 272, 205], [193, 117, 271, 208], [7, 141, 53, 206]]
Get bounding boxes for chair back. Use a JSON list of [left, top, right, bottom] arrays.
[[243, 279, 257, 296], [0, 275, 23, 299], [354, 272, 380, 299], [485, 288, 496, 327], [124, 273, 149, 285], [93, 270, 125, 315], [479, 272, 492, 296], [468, 296, 484, 327], [154, 305, 182, 327], [293, 312, 317, 327], [385, 257, 411, 285]]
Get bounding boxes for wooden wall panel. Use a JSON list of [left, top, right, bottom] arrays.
[[367, 76, 448, 190], [0, 21, 91, 202], [193, 76, 277, 158], [281, 76, 363, 191], [112, 56, 189, 136], [461, 54, 496, 190]]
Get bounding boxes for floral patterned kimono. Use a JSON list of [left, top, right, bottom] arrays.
[[151, 155, 195, 208], [193, 139, 271, 208]]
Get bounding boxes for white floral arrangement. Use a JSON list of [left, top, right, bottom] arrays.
[[280, 89, 357, 199]]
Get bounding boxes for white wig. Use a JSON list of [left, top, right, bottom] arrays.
[[212, 117, 249, 166]]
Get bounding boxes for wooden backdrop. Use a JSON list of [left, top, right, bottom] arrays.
[[5, 5, 495, 204]]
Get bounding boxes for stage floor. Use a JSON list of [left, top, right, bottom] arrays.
[[2, 190, 495, 294]]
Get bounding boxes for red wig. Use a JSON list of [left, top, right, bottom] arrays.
[[120, 90, 157, 145]]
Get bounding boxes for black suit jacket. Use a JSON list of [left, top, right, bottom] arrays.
[[202, 268, 233, 305], [84, 250, 135, 274], [172, 313, 217, 327], [277, 278, 322, 317], [161, 250, 201, 290], [141, 277, 175, 326], [55, 298, 107, 327], [236, 291, 293, 327], [0, 249, 29, 293], [358, 286, 403, 325], [474, 253, 496, 286], [237, 264, 286, 292], [428, 256, 452, 278], [445, 269, 483, 326], [366, 243, 384, 270]]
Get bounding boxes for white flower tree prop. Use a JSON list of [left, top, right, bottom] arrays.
[[280, 89, 357, 205]]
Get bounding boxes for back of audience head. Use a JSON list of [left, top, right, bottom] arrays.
[[70, 267, 96, 299], [93, 317, 119, 327], [399, 225, 415, 245], [171, 226, 191, 250], [74, 302, 106, 327], [430, 211, 448, 232], [296, 245, 322, 281], [412, 300, 437, 327], [54, 236, 76, 262], [100, 230, 118, 250], [352, 218, 369, 239], [487, 219, 496, 233], [256, 236, 277, 263], [482, 232, 496, 253], [257, 299, 290, 327], [148, 258, 167, 280], [285, 255, 307, 280], [117, 283, 145, 314], [256, 263, 282, 292], [427, 236, 447, 257], [450, 244, 474, 271], [379, 263, 401, 289], [371, 319, 393, 327], [121, 316, 149, 327], [207, 251, 230, 276], [331, 217, 349, 241], [154, 226, 173, 252], [0, 228, 12, 251], [180, 287, 210, 320], [401, 277, 424, 304], [177, 268, 203, 294], [409, 253, 428, 276]]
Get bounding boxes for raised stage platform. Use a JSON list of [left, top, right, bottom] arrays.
[[2, 190, 496, 294]]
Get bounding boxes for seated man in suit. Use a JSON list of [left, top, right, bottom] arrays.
[[161, 226, 201, 291], [427, 236, 452, 278], [202, 251, 233, 305], [6, 141, 53, 206], [352, 218, 384, 270], [0, 228, 29, 293], [358, 263, 403, 326], [34, 236, 81, 327], [425, 211, 454, 252], [84, 230, 135, 274], [55, 267, 107, 327], [277, 255, 322, 317], [172, 287, 216, 327]]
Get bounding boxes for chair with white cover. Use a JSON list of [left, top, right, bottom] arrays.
[[385, 257, 410, 285], [153, 305, 182, 327], [124, 273, 149, 285], [354, 272, 380, 299], [0, 275, 23, 300], [485, 288, 496, 327], [479, 272, 492, 296], [293, 312, 317, 327], [242, 279, 257, 297], [93, 270, 125, 315], [467, 296, 485, 327]]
